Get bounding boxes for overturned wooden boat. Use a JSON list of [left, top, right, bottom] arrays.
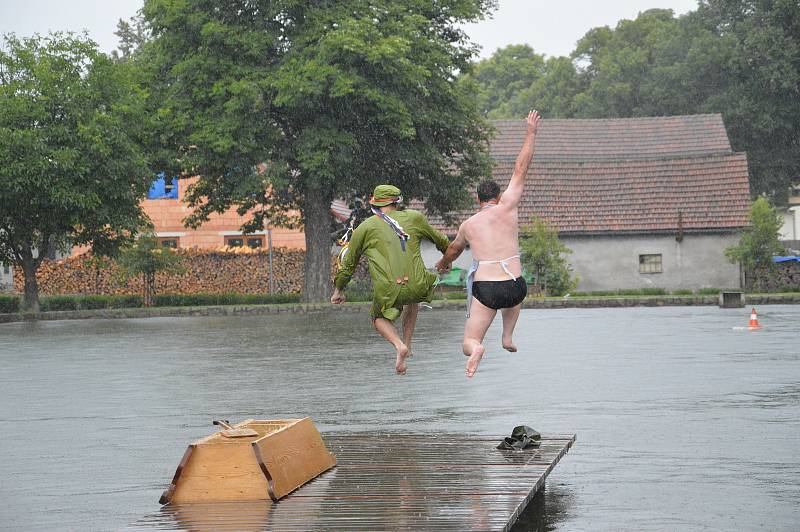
[[160, 418, 336, 504]]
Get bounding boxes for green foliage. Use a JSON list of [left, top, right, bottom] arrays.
[[697, 287, 725, 295], [17, 292, 298, 312], [142, 0, 496, 301], [117, 235, 184, 278], [343, 276, 374, 303], [435, 290, 467, 301], [465, 45, 546, 117], [725, 197, 785, 272], [39, 296, 78, 311], [0, 295, 20, 313], [39, 294, 143, 311], [0, 32, 153, 311], [117, 235, 185, 306], [520, 217, 578, 296], [153, 292, 300, 307]]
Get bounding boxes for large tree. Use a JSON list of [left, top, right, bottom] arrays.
[[0, 33, 152, 311], [142, 0, 494, 302]]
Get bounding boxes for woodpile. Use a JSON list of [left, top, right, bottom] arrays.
[[12, 248, 310, 296]]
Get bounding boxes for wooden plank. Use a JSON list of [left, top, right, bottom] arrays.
[[128, 433, 575, 531]]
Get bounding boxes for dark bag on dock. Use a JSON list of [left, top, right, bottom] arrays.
[[497, 425, 541, 450]]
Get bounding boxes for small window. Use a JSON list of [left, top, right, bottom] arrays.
[[159, 238, 179, 249], [147, 173, 179, 199], [247, 237, 263, 249], [226, 237, 244, 248], [2, 264, 9, 275], [639, 254, 663, 274]]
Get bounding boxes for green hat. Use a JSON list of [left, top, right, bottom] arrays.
[[369, 184, 402, 207]]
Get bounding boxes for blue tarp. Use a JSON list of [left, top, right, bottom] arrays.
[[773, 256, 800, 263], [147, 172, 178, 199]]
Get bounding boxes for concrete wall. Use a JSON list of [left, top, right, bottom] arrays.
[[780, 207, 799, 241], [564, 233, 741, 291], [421, 232, 743, 291]]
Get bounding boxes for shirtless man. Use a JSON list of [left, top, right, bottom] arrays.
[[436, 110, 540, 378]]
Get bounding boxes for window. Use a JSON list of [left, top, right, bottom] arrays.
[[639, 254, 663, 274], [225, 236, 263, 248], [158, 238, 179, 248], [147, 173, 179, 199], [2, 264, 9, 275]]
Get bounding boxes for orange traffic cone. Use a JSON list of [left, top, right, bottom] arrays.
[[748, 307, 761, 330]]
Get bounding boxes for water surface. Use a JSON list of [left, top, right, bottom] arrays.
[[1, 306, 798, 531]]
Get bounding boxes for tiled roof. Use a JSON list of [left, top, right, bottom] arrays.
[[424, 153, 752, 235], [491, 114, 732, 161]]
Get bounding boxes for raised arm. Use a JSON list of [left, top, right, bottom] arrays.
[[435, 223, 467, 273], [499, 110, 540, 208]]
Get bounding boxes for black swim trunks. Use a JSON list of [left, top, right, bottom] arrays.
[[472, 277, 527, 310]]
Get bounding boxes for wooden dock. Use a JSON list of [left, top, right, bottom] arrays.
[[128, 433, 575, 531]]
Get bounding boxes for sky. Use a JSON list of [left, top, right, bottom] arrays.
[[0, 0, 699, 59]]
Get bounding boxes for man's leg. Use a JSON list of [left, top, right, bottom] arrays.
[[463, 297, 497, 378], [400, 303, 420, 354], [373, 317, 410, 375], [500, 304, 522, 352]]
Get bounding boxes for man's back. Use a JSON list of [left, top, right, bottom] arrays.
[[462, 204, 521, 281]]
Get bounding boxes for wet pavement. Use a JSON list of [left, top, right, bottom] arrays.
[[1, 305, 799, 531]]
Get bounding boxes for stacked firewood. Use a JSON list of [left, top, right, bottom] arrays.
[[12, 248, 309, 295]]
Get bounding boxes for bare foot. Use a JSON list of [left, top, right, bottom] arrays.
[[502, 342, 517, 353], [395, 343, 410, 375], [465, 344, 485, 378]]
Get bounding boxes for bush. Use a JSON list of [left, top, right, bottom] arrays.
[[696, 287, 723, 295], [436, 290, 467, 301], [0, 295, 20, 313], [153, 292, 300, 307], [671, 289, 694, 296], [109, 295, 144, 308], [343, 277, 374, 303], [40, 295, 78, 311]]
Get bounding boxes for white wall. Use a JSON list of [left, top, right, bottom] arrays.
[[0, 262, 13, 290]]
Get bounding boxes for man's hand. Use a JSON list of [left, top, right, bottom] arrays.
[[435, 258, 451, 274], [330, 288, 346, 304], [526, 109, 540, 136]]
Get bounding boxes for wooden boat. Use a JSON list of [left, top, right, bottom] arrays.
[[160, 418, 336, 504]]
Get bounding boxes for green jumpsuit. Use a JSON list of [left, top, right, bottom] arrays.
[[334, 209, 450, 321]]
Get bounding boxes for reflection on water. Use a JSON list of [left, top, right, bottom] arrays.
[[1, 306, 799, 530]]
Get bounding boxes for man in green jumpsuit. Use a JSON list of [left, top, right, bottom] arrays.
[[331, 185, 450, 375]]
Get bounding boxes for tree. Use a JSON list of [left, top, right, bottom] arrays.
[[520, 217, 578, 296], [464, 44, 546, 117], [142, 0, 495, 302], [117, 234, 184, 307], [0, 33, 152, 311], [691, 0, 800, 202], [725, 196, 785, 287], [111, 12, 150, 62]]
